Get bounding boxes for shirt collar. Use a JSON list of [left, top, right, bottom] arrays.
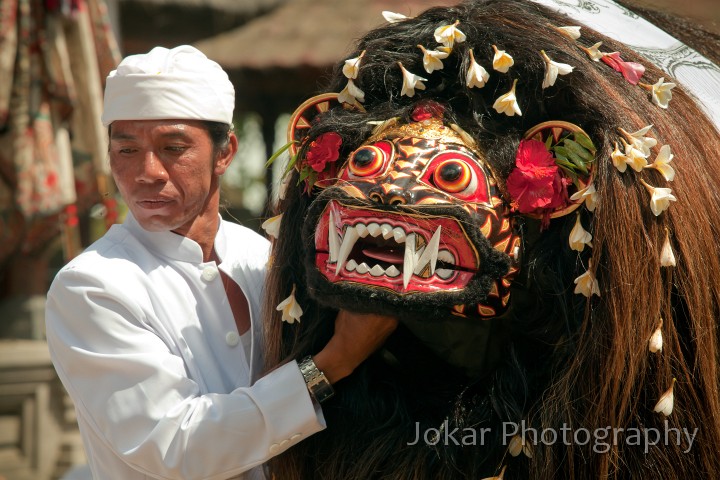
[[123, 212, 225, 264]]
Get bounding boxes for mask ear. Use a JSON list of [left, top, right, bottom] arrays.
[[510, 120, 597, 220], [287, 93, 343, 159]]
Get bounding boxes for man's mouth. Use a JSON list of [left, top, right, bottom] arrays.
[[136, 197, 174, 209], [314, 201, 480, 294]]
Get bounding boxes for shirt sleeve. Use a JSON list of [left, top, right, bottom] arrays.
[[45, 267, 325, 480]]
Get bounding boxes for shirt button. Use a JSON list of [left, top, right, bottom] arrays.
[[225, 331, 240, 347], [290, 433, 302, 442], [201, 266, 219, 282], [269, 443, 280, 455]]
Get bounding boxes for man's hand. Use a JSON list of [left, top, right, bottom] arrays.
[[312, 310, 399, 384]]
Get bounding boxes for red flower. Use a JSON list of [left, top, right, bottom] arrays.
[[411, 100, 446, 122], [506, 139, 568, 214], [305, 132, 342, 172], [600, 52, 645, 85]]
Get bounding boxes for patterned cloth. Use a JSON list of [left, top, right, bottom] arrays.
[[0, 0, 119, 262], [529, 0, 720, 131]]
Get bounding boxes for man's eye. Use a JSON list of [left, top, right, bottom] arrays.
[[165, 145, 188, 153], [118, 148, 137, 155]]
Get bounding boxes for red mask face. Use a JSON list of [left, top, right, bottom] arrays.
[[304, 134, 521, 320]]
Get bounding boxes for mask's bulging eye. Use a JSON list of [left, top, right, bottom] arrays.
[[433, 159, 472, 193], [348, 146, 384, 177], [420, 150, 490, 203], [346, 141, 393, 178]]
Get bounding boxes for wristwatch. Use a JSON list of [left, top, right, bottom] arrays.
[[298, 355, 335, 403]]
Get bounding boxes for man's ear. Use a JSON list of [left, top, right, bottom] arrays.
[[214, 132, 238, 175]]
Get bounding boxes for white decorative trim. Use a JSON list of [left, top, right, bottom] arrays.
[[529, 0, 720, 131]]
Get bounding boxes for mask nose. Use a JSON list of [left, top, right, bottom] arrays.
[[367, 186, 415, 206]]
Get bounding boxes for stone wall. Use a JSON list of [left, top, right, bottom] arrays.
[[0, 340, 85, 480]]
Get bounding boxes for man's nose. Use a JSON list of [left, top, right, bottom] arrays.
[[136, 151, 168, 183]]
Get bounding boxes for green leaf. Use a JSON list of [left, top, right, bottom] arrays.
[[297, 166, 313, 184], [283, 152, 299, 176], [558, 165, 579, 183], [564, 139, 594, 162], [545, 134, 554, 150], [573, 131, 596, 152], [264, 140, 296, 168], [554, 146, 588, 174], [554, 155, 578, 171]]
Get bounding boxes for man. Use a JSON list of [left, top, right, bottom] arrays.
[[45, 45, 396, 480]]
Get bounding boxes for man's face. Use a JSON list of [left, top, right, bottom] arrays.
[[109, 119, 228, 234]]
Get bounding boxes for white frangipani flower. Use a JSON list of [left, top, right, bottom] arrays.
[[573, 261, 600, 298], [434, 20, 466, 48], [508, 435, 533, 458], [398, 62, 427, 98], [660, 227, 676, 267], [492, 44, 514, 73], [653, 378, 676, 416], [418, 44, 449, 73], [382, 11, 408, 23], [620, 125, 657, 156], [649, 318, 663, 353], [338, 78, 365, 105], [622, 139, 649, 172], [645, 144, 675, 182], [342, 50, 365, 79], [541, 50, 574, 88], [261, 213, 283, 239], [492, 79, 522, 116], [569, 213, 593, 252], [555, 25, 582, 40], [569, 183, 598, 212], [582, 41, 604, 61], [640, 179, 677, 216], [611, 142, 628, 173], [645, 77, 677, 109], [466, 49, 490, 88], [276, 285, 303, 324]]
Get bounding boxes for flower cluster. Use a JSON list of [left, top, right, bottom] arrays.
[[579, 39, 676, 108], [611, 125, 677, 217], [297, 132, 343, 193], [506, 139, 570, 215], [507, 128, 595, 220], [506, 123, 599, 298]]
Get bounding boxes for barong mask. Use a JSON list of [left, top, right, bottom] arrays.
[[288, 96, 521, 321], [263, 1, 720, 478]]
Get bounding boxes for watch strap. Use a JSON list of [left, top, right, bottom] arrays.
[[298, 355, 335, 403]]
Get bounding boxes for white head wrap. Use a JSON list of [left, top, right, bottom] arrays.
[[101, 45, 234, 127]]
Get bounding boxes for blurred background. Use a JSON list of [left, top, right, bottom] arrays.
[[0, 0, 718, 478]]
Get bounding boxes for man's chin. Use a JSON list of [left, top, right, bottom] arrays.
[[131, 210, 183, 233]]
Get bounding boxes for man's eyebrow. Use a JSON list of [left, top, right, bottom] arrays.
[[158, 131, 193, 140], [110, 131, 194, 141], [110, 132, 136, 141]]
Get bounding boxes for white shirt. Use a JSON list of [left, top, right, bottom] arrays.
[[46, 214, 325, 480]]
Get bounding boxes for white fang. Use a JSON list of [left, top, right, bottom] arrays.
[[403, 233, 417, 289], [328, 210, 341, 262], [335, 227, 359, 275], [413, 226, 441, 276]]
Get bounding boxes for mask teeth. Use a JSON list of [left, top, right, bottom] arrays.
[[329, 221, 453, 284]]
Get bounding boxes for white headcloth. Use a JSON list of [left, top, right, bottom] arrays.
[[101, 45, 234, 127], [529, 0, 720, 131]]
